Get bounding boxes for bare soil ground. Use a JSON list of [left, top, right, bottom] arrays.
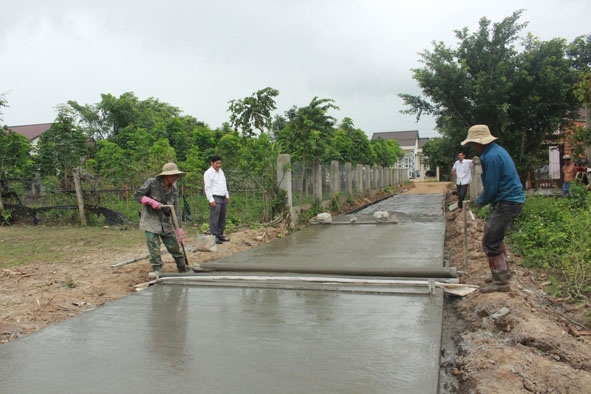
[[441, 183, 591, 394], [2, 182, 591, 393]]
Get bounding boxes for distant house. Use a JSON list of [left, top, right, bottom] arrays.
[[535, 109, 588, 189], [7, 123, 53, 148], [371, 130, 430, 179]]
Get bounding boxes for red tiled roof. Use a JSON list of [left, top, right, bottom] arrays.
[[7, 123, 52, 140]]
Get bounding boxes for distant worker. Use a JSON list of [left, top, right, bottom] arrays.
[[204, 155, 230, 245], [461, 125, 525, 293], [451, 152, 473, 212], [134, 162, 187, 273], [561, 155, 576, 196]]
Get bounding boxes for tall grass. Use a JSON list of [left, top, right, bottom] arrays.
[[508, 183, 591, 298]]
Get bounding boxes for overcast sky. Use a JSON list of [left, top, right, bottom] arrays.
[[1, 0, 589, 139]]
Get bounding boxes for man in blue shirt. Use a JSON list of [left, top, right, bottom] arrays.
[[461, 125, 525, 293]]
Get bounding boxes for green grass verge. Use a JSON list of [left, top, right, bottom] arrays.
[[0, 225, 146, 269]]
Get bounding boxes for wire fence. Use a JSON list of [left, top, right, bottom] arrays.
[[1, 168, 270, 229], [2, 157, 409, 227]]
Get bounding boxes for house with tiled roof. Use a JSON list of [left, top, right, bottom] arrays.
[[8, 123, 52, 147], [371, 130, 430, 179]]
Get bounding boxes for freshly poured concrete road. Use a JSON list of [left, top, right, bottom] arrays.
[[0, 193, 449, 394], [199, 193, 448, 276]]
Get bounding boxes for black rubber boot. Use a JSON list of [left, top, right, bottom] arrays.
[[175, 257, 187, 273]]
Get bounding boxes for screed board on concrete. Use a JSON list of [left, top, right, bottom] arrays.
[[0, 284, 444, 394]]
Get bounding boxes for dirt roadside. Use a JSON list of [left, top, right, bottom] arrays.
[[441, 183, 591, 394], [2, 182, 591, 393]]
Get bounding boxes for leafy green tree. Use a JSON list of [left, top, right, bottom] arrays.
[[36, 107, 88, 189], [0, 128, 34, 180], [92, 140, 128, 182], [421, 137, 457, 180], [400, 10, 580, 182], [228, 87, 279, 137], [114, 126, 153, 166], [567, 34, 591, 72], [192, 124, 218, 163], [147, 139, 177, 174], [68, 92, 195, 149], [237, 133, 282, 221], [0, 96, 34, 183], [370, 138, 403, 167], [165, 116, 201, 163], [510, 35, 579, 176], [331, 118, 375, 165], [567, 35, 591, 161], [270, 113, 288, 140], [0, 96, 33, 212], [182, 145, 205, 188], [216, 131, 242, 168], [277, 97, 339, 164]]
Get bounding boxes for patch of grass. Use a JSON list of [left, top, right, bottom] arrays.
[[508, 186, 591, 298], [63, 277, 77, 288], [0, 225, 145, 269]]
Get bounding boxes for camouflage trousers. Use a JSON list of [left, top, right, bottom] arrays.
[[145, 231, 183, 270]]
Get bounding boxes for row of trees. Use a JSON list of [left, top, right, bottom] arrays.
[[402, 10, 591, 182], [1, 89, 404, 199]]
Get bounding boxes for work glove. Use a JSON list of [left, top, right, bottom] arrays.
[[141, 196, 161, 210], [175, 228, 184, 244]]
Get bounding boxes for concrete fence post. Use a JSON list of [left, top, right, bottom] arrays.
[[313, 161, 323, 202], [277, 154, 292, 207], [345, 163, 353, 196], [356, 164, 363, 195], [330, 161, 340, 197], [387, 167, 393, 187], [372, 165, 379, 190]]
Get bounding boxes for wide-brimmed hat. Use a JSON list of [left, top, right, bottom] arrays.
[[157, 162, 186, 178], [461, 125, 498, 146]]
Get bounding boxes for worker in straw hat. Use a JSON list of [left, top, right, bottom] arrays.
[[134, 161, 188, 273], [461, 125, 525, 293]]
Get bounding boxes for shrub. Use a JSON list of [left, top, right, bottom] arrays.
[[508, 187, 591, 298]]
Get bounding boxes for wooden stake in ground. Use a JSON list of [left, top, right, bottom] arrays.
[[463, 207, 468, 272]]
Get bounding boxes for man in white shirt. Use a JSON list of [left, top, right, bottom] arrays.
[[451, 152, 474, 212], [204, 155, 230, 244]]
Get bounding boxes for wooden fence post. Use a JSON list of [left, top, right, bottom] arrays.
[[73, 167, 87, 226]]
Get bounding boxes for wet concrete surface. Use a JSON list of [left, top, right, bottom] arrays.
[[0, 192, 449, 394], [1, 284, 444, 394], [200, 193, 447, 275]]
